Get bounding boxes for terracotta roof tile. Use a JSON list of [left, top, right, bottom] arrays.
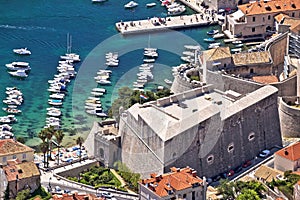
[[274, 13, 289, 23], [0, 139, 34, 156], [254, 165, 283, 182], [203, 47, 231, 61], [275, 142, 300, 161], [252, 75, 279, 84], [232, 51, 270, 66], [52, 193, 104, 200], [239, 0, 300, 16], [141, 166, 203, 197], [3, 161, 40, 182]]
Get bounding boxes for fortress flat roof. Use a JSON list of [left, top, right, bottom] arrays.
[[232, 51, 270, 66]]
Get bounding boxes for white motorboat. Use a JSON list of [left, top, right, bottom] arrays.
[[182, 51, 194, 56], [92, 88, 106, 93], [144, 51, 158, 57], [143, 58, 155, 63], [96, 113, 108, 118], [232, 40, 242, 44], [61, 53, 81, 62], [0, 124, 13, 131], [87, 97, 101, 101], [8, 70, 28, 78], [49, 93, 65, 99], [106, 61, 119, 67], [164, 79, 173, 85], [207, 30, 219, 35], [47, 109, 62, 117], [97, 80, 111, 85], [184, 45, 200, 50], [48, 99, 63, 106], [5, 62, 31, 71], [168, 5, 186, 16], [13, 48, 31, 55], [231, 48, 242, 53], [92, 0, 107, 2], [208, 42, 221, 49], [90, 91, 104, 97], [166, 2, 180, 9], [85, 108, 103, 115], [213, 33, 225, 39], [2, 107, 22, 114], [0, 115, 17, 124], [146, 2, 156, 7], [124, 1, 138, 8], [3, 99, 21, 106]]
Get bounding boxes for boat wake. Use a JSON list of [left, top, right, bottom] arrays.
[[0, 24, 56, 31]]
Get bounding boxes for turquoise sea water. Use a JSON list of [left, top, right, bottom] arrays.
[[0, 0, 220, 147]]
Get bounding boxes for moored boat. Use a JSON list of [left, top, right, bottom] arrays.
[[8, 70, 28, 78], [204, 38, 216, 42], [207, 30, 219, 35], [146, 2, 156, 7], [13, 48, 31, 55], [124, 1, 138, 8]]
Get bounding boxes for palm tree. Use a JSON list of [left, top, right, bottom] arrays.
[[76, 136, 84, 162], [40, 142, 48, 168], [54, 130, 64, 165], [45, 126, 55, 167], [38, 129, 47, 143]]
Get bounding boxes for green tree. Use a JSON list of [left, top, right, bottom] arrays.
[[76, 136, 84, 162], [15, 189, 30, 200], [54, 130, 64, 165], [237, 189, 260, 200], [16, 136, 25, 144]]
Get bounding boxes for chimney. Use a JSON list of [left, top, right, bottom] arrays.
[[284, 149, 289, 155]]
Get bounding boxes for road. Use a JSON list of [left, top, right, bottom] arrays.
[[40, 159, 138, 200]]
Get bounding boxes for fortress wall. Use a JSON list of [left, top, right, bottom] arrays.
[[271, 75, 297, 97], [279, 97, 300, 138]]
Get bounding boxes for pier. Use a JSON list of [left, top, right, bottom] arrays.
[[115, 14, 218, 34]]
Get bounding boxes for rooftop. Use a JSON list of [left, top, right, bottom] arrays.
[[3, 161, 40, 182], [232, 51, 270, 66], [140, 166, 203, 198], [239, 0, 300, 16], [275, 141, 300, 161], [52, 193, 104, 200], [127, 86, 278, 141], [203, 47, 231, 61], [274, 13, 289, 23], [254, 165, 283, 183], [0, 139, 34, 157], [252, 75, 279, 84]]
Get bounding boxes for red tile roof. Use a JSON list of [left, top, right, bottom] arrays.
[[239, 0, 300, 16], [3, 161, 40, 182], [252, 75, 279, 84], [141, 167, 203, 197], [275, 142, 300, 161], [0, 139, 34, 156]]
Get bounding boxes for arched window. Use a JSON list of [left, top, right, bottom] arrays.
[[228, 143, 234, 153], [207, 155, 214, 165], [248, 132, 255, 141]]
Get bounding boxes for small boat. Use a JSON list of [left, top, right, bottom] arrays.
[[97, 80, 111, 85], [144, 51, 158, 57], [124, 1, 138, 8], [143, 58, 155, 63], [0, 115, 17, 124], [5, 62, 30, 71], [106, 61, 119, 67], [204, 38, 215, 42], [182, 51, 194, 56], [2, 107, 22, 114], [48, 99, 63, 106], [207, 30, 219, 35], [92, 88, 106, 93], [235, 43, 244, 48], [60, 53, 81, 62], [13, 48, 31, 55], [167, 5, 186, 16], [231, 48, 242, 53], [8, 70, 28, 78], [92, 0, 107, 2], [146, 2, 156, 7], [85, 108, 103, 115], [90, 91, 104, 97], [164, 79, 173, 85], [184, 45, 200, 50], [3, 99, 21, 106], [232, 40, 242, 44], [47, 109, 62, 117], [213, 33, 225, 39], [96, 113, 108, 118], [208, 43, 221, 49], [49, 93, 65, 99]]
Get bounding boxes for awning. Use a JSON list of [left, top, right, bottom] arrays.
[[212, 62, 221, 66]]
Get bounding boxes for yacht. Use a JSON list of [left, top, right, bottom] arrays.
[[0, 115, 17, 124], [92, 0, 107, 2], [164, 79, 173, 85], [5, 62, 31, 71], [146, 2, 156, 7], [92, 88, 106, 93], [47, 109, 62, 117], [13, 48, 31, 55], [207, 30, 219, 35], [49, 93, 65, 99], [124, 1, 138, 8], [167, 5, 186, 16], [97, 79, 111, 85], [8, 70, 28, 78], [2, 107, 22, 114]]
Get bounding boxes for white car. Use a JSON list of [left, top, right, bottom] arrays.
[[100, 192, 114, 199], [258, 150, 270, 158]]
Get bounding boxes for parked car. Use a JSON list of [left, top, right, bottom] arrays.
[[233, 166, 243, 173], [227, 169, 235, 177], [220, 172, 228, 179], [212, 175, 221, 182], [100, 192, 114, 199], [242, 160, 252, 168], [55, 186, 62, 194], [258, 150, 271, 158]]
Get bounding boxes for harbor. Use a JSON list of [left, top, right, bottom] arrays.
[[116, 13, 218, 34]]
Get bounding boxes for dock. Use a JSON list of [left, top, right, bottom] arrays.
[[116, 14, 218, 34]]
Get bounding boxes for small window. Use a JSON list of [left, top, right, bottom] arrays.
[[22, 153, 26, 159], [268, 15, 271, 20], [252, 17, 256, 22], [252, 27, 255, 32], [250, 68, 254, 73], [13, 155, 17, 159], [2, 157, 6, 162], [207, 155, 214, 164], [248, 132, 255, 141], [228, 143, 234, 153], [292, 12, 295, 17]]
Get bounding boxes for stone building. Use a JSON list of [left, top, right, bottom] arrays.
[[119, 84, 282, 178], [139, 166, 205, 200], [84, 120, 121, 168], [3, 160, 40, 198], [274, 141, 300, 172], [0, 139, 34, 166], [223, 0, 300, 38], [294, 181, 300, 200]]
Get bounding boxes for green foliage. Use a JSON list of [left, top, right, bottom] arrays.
[[108, 87, 173, 121], [113, 161, 141, 192], [237, 189, 260, 200], [28, 186, 51, 200], [68, 166, 121, 189], [16, 189, 30, 200], [16, 136, 26, 144]]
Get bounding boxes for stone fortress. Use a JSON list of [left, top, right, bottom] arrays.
[[84, 13, 300, 179]]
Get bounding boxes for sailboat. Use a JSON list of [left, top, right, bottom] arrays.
[[60, 33, 81, 62], [143, 34, 158, 58]]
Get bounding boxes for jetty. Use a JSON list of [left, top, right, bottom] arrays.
[[116, 14, 218, 34]]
